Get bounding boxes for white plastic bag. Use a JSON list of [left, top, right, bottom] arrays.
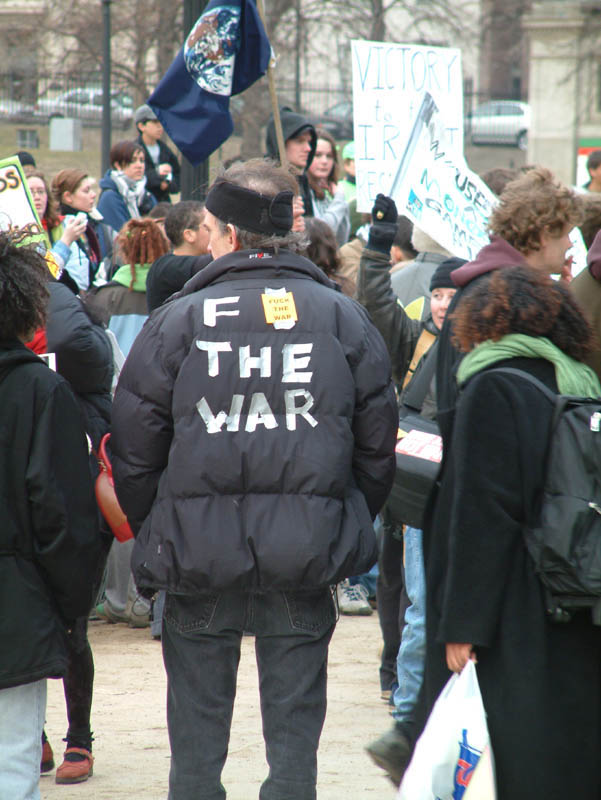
[[398, 660, 496, 800]]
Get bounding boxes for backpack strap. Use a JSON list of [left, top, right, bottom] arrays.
[[488, 367, 556, 399], [402, 328, 436, 390]]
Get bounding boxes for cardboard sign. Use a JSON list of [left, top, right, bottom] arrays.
[[0, 157, 47, 250], [389, 92, 497, 261], [352, 40, 463, 211]]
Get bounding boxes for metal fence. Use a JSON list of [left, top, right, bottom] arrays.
[[0, 72, 134, 129], [0, 71, 528, 149]]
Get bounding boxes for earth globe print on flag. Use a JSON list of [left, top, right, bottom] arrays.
[[148, 0, 271, 165], [185, 7, 241, 96]]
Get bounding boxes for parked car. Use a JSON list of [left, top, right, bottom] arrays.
[[35, 88, 133, 128], [311, 100, 353, 141], [0, 99, 37, 122], [466, 100, 530, 150]]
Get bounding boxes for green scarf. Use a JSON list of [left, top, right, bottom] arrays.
[[456, 334, 601, 397], [111, 263, 151, 293]]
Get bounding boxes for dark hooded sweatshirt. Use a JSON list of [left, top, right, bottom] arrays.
[[569, 229, 601, 381], [265, 109, 317, 217]]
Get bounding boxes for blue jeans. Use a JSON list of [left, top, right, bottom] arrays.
[[349, 562, 379, 598], [392, 526, 426, 723], [0, 679, 46, 800], [162, 588, 336, 800]]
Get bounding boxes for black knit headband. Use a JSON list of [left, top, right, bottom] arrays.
[[205, 181, 294, 236]]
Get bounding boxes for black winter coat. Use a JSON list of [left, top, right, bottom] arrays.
[[47, 281, 113, 450], [421, 358, 601, 799], [356, 246, 439, 414], [0, 342, 102, 689], [111, 248, 397, 594]]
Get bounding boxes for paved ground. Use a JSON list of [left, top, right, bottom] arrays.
[[40, 612, 398, 799]]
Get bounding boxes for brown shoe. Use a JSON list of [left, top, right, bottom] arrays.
[[41, 736, 54, 773], [55, 748, 94, 784]]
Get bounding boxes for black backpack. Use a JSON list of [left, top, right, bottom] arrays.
[[496, 368, 601, 625]]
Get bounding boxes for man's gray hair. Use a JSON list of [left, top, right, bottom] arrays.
[[213, 158, 309, 254]]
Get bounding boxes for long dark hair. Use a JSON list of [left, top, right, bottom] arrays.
[[305, 217, 354, 296], [307, 129, 339, 200]]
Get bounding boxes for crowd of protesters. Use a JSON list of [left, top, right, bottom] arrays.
[[2, 102, 601, 800]]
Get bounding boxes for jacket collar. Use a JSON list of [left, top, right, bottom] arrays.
[[176, 249, 339, 298], [0, 340, 43, 379]]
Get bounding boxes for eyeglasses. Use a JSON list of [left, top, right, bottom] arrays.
[[29, 188, 47, 197]]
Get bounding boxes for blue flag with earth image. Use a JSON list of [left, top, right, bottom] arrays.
[[149, 0, 271, 165]]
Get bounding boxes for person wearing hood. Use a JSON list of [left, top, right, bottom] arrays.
[[265, 107, 316, 219], [569, 228, 601, 380], [96, 140, 156, 234]]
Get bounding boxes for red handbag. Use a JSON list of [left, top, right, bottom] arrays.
[[95, 433, 133, 542]]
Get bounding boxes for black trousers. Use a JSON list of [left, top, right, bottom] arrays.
[[162, 588, 336, 800]]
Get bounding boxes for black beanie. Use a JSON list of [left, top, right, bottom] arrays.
[[430, 257, 466, 291]]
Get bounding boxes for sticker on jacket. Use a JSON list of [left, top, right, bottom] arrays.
[[261, 287, 297, 329]]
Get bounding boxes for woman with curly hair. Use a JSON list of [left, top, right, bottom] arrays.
[[86, 217, 168, 357], [419, 265, 601, 799]]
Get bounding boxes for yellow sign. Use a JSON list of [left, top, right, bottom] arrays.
[[261, 291, 298, 325]]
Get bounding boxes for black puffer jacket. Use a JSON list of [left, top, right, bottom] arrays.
[[46, 281, 113, 450], [111, 249, 397, 594], [356, 246, 439, 387], [0, 342, 102, 689]]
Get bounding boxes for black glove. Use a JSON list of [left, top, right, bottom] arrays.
[[367, 193, 398, 255]]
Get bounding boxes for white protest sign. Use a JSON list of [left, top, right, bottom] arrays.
[[567, 226, 587, 278], [0, 157, 47, 249], [352, 40, 463, 212], [389, 92, 496, 261]]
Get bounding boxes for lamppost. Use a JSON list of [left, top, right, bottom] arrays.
[[101, 0, 112, 176], [180, 0, 209, 200]]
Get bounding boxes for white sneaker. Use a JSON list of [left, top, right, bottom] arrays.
[[337, 579, 373, 616]]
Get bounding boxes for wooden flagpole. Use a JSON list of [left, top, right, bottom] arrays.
[[255, 0, 288, 170]]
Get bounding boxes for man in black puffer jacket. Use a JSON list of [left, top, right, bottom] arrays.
[[111, 158, 397, 800]]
